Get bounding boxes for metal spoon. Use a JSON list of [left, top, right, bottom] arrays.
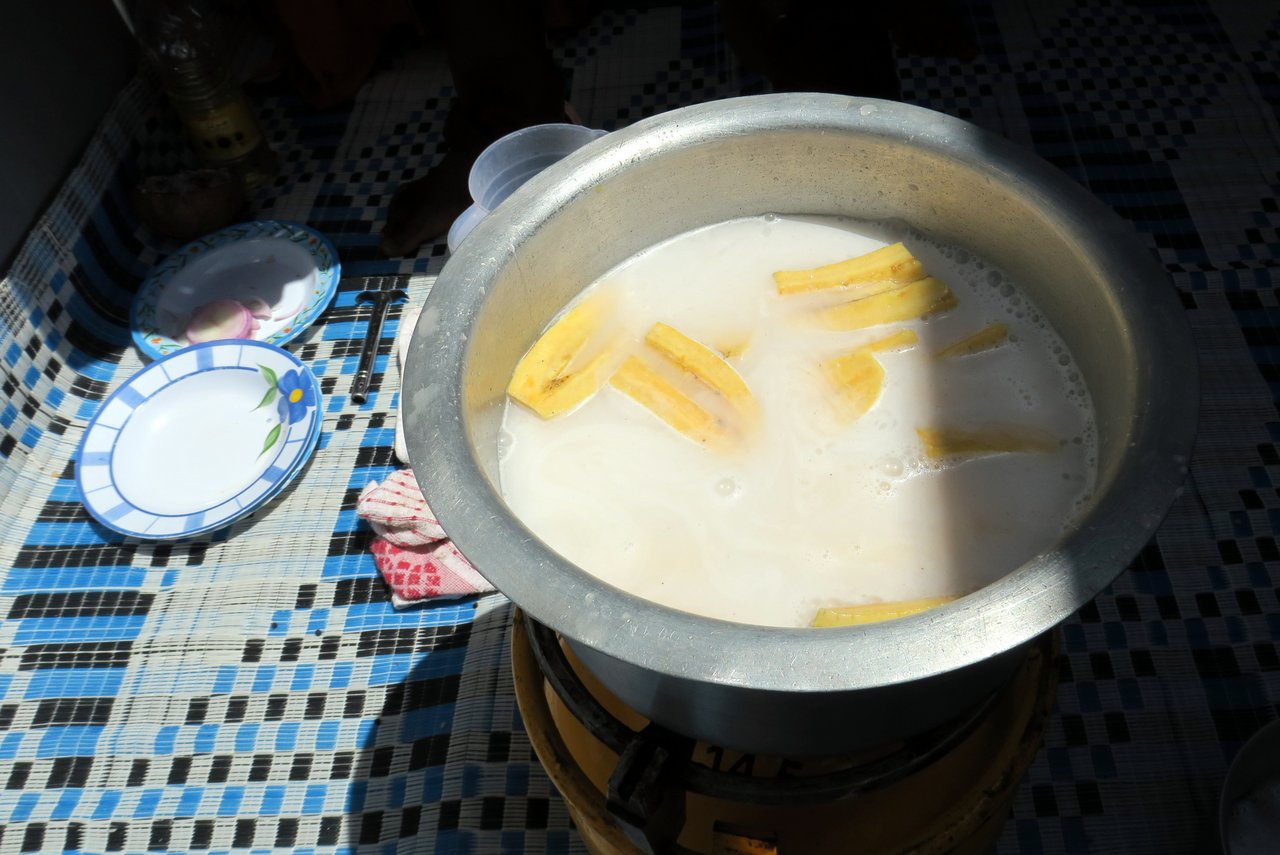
[[349, 278, 408, 403]]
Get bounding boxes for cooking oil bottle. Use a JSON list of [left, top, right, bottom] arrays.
[[133, 0, 276, 188]]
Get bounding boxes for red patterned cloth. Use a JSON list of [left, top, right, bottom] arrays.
[[357, 470, 494, 606], [356, 469, 445, 546]]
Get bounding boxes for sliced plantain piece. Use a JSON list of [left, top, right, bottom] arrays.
[[821, 349, 885, 423], [929, 290, 960, 317], [863, 328, 919, 354], [811, 595, 957, 627], [916, 425, 1058, 460], [773, 242, 926, 296], [527, 341, 622, 419], [507, 291, 617, 418], [935, 323, 1009, 359], [819, 329, 914, 423], [610, 355, 725, 448], [645, 322, 757, 420], [815, 276, 956, 331]]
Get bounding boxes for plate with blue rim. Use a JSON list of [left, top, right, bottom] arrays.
[[76, 339, 323, 539], [131, 219, 340, 361]]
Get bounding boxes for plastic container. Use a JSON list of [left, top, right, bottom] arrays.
[[447, 123, 607, 252]]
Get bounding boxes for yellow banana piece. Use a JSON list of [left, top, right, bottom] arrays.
[[773, 241, 926, 296], [811, 596, 957, 627], [507, 291, 616, 418], [916, 425, 1058, 460], [815, 276, 957, 331], [821, 349, 885, 423], [645, 322, 757, 421], [527, 341, 622, 419], [863, 328, 919, 353], [935, 323, 1009, 359], [610, 356, 724, 447], [818, 329, 915, 424]]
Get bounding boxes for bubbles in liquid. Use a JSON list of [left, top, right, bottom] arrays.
[[881, 457, 904, 477], [715, 477, 739, 497], [763, 212, 779, 223], [497, 429, 515, 459]]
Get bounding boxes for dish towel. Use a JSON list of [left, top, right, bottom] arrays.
[[357, 303, 495, 608], [357, 470, 494, 607]]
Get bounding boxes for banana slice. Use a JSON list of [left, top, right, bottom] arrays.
[[525, 342, 623, 419], [822, 349, 885, 423], [816, 276, 957, 331], [811, 595, 957, 627], [773, 242, 926, 296], [818, 329, 916, 423], [916, 425, 1058, 460], [645, 322, 757, 421], [507, 291, 617, 418], [610, 355, 725, 448], [935, 323, 1009, 359], [863, 328, 919, 353]]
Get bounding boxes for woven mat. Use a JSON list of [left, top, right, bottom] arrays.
[[0, 2, 1278, 853]]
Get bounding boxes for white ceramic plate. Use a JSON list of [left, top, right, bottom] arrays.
[[76, 340, 323, 539], [131, 220, 340, 360]]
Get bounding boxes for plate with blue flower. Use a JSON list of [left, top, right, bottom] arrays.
[[131, 219, 340, 361], [76, 340, 323, 539]]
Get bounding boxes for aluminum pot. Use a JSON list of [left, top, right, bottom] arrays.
[[402, 94, 1197, 756]]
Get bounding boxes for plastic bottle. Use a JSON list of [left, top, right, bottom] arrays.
[[133, 0, 275, 188]]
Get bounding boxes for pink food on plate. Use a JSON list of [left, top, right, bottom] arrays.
[[186, 298, 256, 343]]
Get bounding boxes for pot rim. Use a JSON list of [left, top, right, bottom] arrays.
[[403, 93, 1198, 693]]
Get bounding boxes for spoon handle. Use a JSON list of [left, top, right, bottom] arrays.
[[350, 285, 407, 403]]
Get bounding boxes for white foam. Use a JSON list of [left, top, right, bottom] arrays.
[[498, 215, 1098, 627]]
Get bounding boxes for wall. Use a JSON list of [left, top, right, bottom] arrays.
[[0, 4, 136, 268]]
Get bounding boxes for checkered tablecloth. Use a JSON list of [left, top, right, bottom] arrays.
[[0, 2, 1277, 853]]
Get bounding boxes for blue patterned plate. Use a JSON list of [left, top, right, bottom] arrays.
[[131, 220, 340, 361], [76, 340, 323, 539]]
